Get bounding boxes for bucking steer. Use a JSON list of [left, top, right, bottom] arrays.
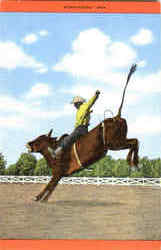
[[26, 64, 139, 202]]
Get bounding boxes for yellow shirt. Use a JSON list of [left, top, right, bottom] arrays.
[[75, 94, 98, 128]]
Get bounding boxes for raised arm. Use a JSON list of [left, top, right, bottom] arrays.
[[86, 90, 100, 110]]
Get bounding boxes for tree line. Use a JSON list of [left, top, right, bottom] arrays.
[[0, 152, 160, 178]]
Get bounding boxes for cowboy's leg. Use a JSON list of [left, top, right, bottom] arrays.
[[48, 126, 87, 158], [61, 126, 88, 149]]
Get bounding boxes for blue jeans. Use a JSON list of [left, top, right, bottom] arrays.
[[60, 125, 88, 150]]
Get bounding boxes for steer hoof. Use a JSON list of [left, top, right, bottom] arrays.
[[33, 196, 41, 202]]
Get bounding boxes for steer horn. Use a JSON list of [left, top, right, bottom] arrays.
[[47, 129, 53, 137]]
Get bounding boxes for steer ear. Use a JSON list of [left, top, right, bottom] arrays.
[[47, 129, 53, 137]]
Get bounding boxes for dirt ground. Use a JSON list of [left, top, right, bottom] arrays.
[[0, 183, 160, 240]]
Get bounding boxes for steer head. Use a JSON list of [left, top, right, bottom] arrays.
[[26, 129, 57, 154]]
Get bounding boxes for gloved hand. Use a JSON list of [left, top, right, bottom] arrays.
[[95, 90, 100, 96]]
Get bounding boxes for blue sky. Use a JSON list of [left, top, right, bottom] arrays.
[[0, 13, 160, 166]]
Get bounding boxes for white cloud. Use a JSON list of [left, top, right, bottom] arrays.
[[53, 28, 137, 81], [39, 30, 49, 37], [0, 116, 26, 129], [62, 84, 97, 99], [0, 96, 28, 113], [129, 115, 161, 135], [0, 41, 47, 73], [72, 28, 111, 53], [0, 91, 74, 130], [22, 30, 49, 45], [25, 83, 52, 99], [22, 33, 38, 44], [137, 60, 147, 68], [130, 29, 153, 46], [129, 70, 161, 93], [35, 67, 48, 74]]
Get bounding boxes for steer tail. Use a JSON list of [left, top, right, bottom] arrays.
[[116, 64, 137, 119]]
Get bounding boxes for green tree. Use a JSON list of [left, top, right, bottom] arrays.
[[72, 155, 115, 177], [139, 157, 152, 177], [103, 156, 116, 177], [5, 164, 19, 175], [92, 155, 114, 177], [130, 169, 143, 178], [129, 157, 161, 178], [16, 153, 37, 176], [0, 153, 7, 175], [150, 158, 161, 178], [34, 158, 52, 176], [111, 159, 129, 177]]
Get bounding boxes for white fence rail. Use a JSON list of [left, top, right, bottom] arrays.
[[0, 176, 160, 187]]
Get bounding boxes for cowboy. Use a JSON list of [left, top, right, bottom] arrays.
[[48, 90, 100, 159]]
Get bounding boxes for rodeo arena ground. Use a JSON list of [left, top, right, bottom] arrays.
[[0, 176, 160, 240]]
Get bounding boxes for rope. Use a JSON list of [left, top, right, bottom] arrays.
[[73, 143, 82, 167], [101, 122, 106, 148]]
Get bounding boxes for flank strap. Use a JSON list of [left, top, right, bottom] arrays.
[[73, 143, 82, 167]]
